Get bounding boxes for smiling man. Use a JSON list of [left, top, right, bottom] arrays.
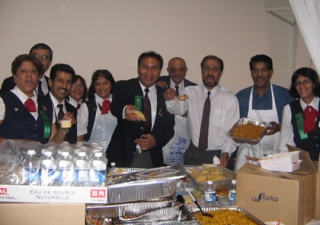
[[235, 54, 294, 170], [164, 55, 239, 168], [111, 51, 175, 168], [44, 63, 77, 144]]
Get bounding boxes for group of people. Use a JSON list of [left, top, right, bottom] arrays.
[[0, 43, 319, 170]]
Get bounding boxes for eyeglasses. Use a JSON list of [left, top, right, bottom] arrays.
[[168, 67, 187, 73], [294, 80, 312, 87], [72, 83, 84, 88], [32, 54, 50, 60]]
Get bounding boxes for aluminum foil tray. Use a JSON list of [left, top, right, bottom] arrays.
[[107, 165, 187, 203], [227, 117, 268, 145], [185, 166, 235, 191], [189, 206, 265, 225], [86, 197, 175, 218]]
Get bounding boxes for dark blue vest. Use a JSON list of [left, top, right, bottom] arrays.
[[0, 92, 53, 143], [83, 98, 98, 142], [290, 100, 320, 161]]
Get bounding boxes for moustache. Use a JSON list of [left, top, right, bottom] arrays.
[[206, 75, 215, 80], [58, 88, 68, 92]]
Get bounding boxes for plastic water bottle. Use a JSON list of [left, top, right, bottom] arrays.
[[40, 151, 56, 186], [89, 152, 107, 186], [57, 151, 74, 186], [74, 151, 90, 186], [22, 150, 40, 185], [228, 179, 236, 205], [205, 180, 216, 206]]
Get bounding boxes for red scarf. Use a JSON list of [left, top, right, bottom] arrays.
[[303, 105, 320, 133]]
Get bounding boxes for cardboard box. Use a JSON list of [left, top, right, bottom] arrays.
[[237, 147, 318, 225], [0, 203, 85, 225], [0, 185, 107, 204]]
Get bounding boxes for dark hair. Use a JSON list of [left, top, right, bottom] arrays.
[[11, 54, 42, 76], [88, 69, 115, 99], [29, 43, 53, 61], [200, 55, 224, 72], [137, 51, 163, 70], [249, 54, 273, 71], [289, 67, 320, 98], [49, 63, 75, 82], [74, 74, 88, 102]]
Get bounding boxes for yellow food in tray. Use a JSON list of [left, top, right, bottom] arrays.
[[194, 209, 258, 225], [188, 167, 226, 183], [134, 110, 146, 121], [230, 122, 265, 140]]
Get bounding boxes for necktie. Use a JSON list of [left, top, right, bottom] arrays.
[[175, 85, 179, 96], [143, 88, 152, 133], [101, 100, 110, 114], [24, 99, 36, 112], [38, 80, 44, 96], [76, 103, 81, 110], [199, 91, 211, 151], [303, 105, 320, 133], [57, 104, 64, 121]]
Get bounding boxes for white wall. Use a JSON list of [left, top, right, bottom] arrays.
[[0, 0, 296, 94]]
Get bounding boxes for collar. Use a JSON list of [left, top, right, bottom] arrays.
[[201, 84, 219, 98], [49, 92, 65, 107], [252, 84, 272, 98], [94, 93, 112, 105], [67, 96, 79, 108], [12, 86, 37, 103], [170, 79, 184, 89], [300, 96, 319, 111], [138, 81, 156, 94]]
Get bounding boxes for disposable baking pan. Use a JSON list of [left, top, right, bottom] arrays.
[[107, 165, 187, 203], [185, 166, 235, 191], [227, 117, 268, 145], [188, 206, 265, 225]]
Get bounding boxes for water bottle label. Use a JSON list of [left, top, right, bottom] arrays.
[[75, 170, 89, 182], [229, 190, 236, 201], [205, 191, 216, 202], [90, 170, 106, 182], [41, 169, 55, 182], [24, 168, 39, 183]]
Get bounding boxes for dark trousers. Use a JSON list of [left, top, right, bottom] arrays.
[[183, 142, 221, 165]]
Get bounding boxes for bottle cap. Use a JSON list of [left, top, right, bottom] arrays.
[[207, 180, 213, 185], [78, 151, 86, 157], [61, 151, 70, 157], [111, 162, 116, 167], [94, 152, 103, 157], [232, 180, 236, 185], [27, 149, 36, 155]]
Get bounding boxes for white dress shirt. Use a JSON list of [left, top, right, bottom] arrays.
[[77, 93, 113, 136], [278, 96, 320, 152], [67, 96, 81, 109], [166, 84, 239, 155]]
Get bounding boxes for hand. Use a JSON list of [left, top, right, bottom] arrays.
[[134, 134, 156, 151], [163, 88, 177, 101], [156, 80, 168, 89], [219, 152, 229, 168], [125, 105, 141, 121], [62, 112, 77, 125], [266, 121, 280, 135]]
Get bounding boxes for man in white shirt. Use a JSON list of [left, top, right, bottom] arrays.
[[164, 55, 239, 167]]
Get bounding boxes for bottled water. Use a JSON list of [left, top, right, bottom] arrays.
[[74, 151, 90, 186], [56, 151, 74, 186], [40, 151, 56, 186], [89, 152, 107, 186], [204, 180, 216, 206], [22, 150, 40, 185], [228, 179, 236, 205]]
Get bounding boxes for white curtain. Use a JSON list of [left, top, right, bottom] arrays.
[[289, 0, 320, 73]]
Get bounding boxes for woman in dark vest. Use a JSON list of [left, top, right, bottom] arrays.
[[77, 70, 117, 152], [66, 74, 87, 110], [278, 67, 320, 161], [0, 54, 72, 144]]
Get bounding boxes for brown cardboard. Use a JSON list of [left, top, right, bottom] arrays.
[[0, 203, 85, 225], [237, 150, 316, 225], [315, 160, 320, 220]]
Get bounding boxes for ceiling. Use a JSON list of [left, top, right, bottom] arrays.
[[264, 0, 296, 26]]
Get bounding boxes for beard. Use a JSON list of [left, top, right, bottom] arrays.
[[202, 75, 218, 88]]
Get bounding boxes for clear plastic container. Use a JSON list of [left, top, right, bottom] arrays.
[[56, 151, 74, 186], [204, 180, 216, 206], [228, 179, 236, 205], [89, 151, 107, 186], [40, 151, 56, 186], [22, 150, 40, 185], [74, 151, 90, 186]]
